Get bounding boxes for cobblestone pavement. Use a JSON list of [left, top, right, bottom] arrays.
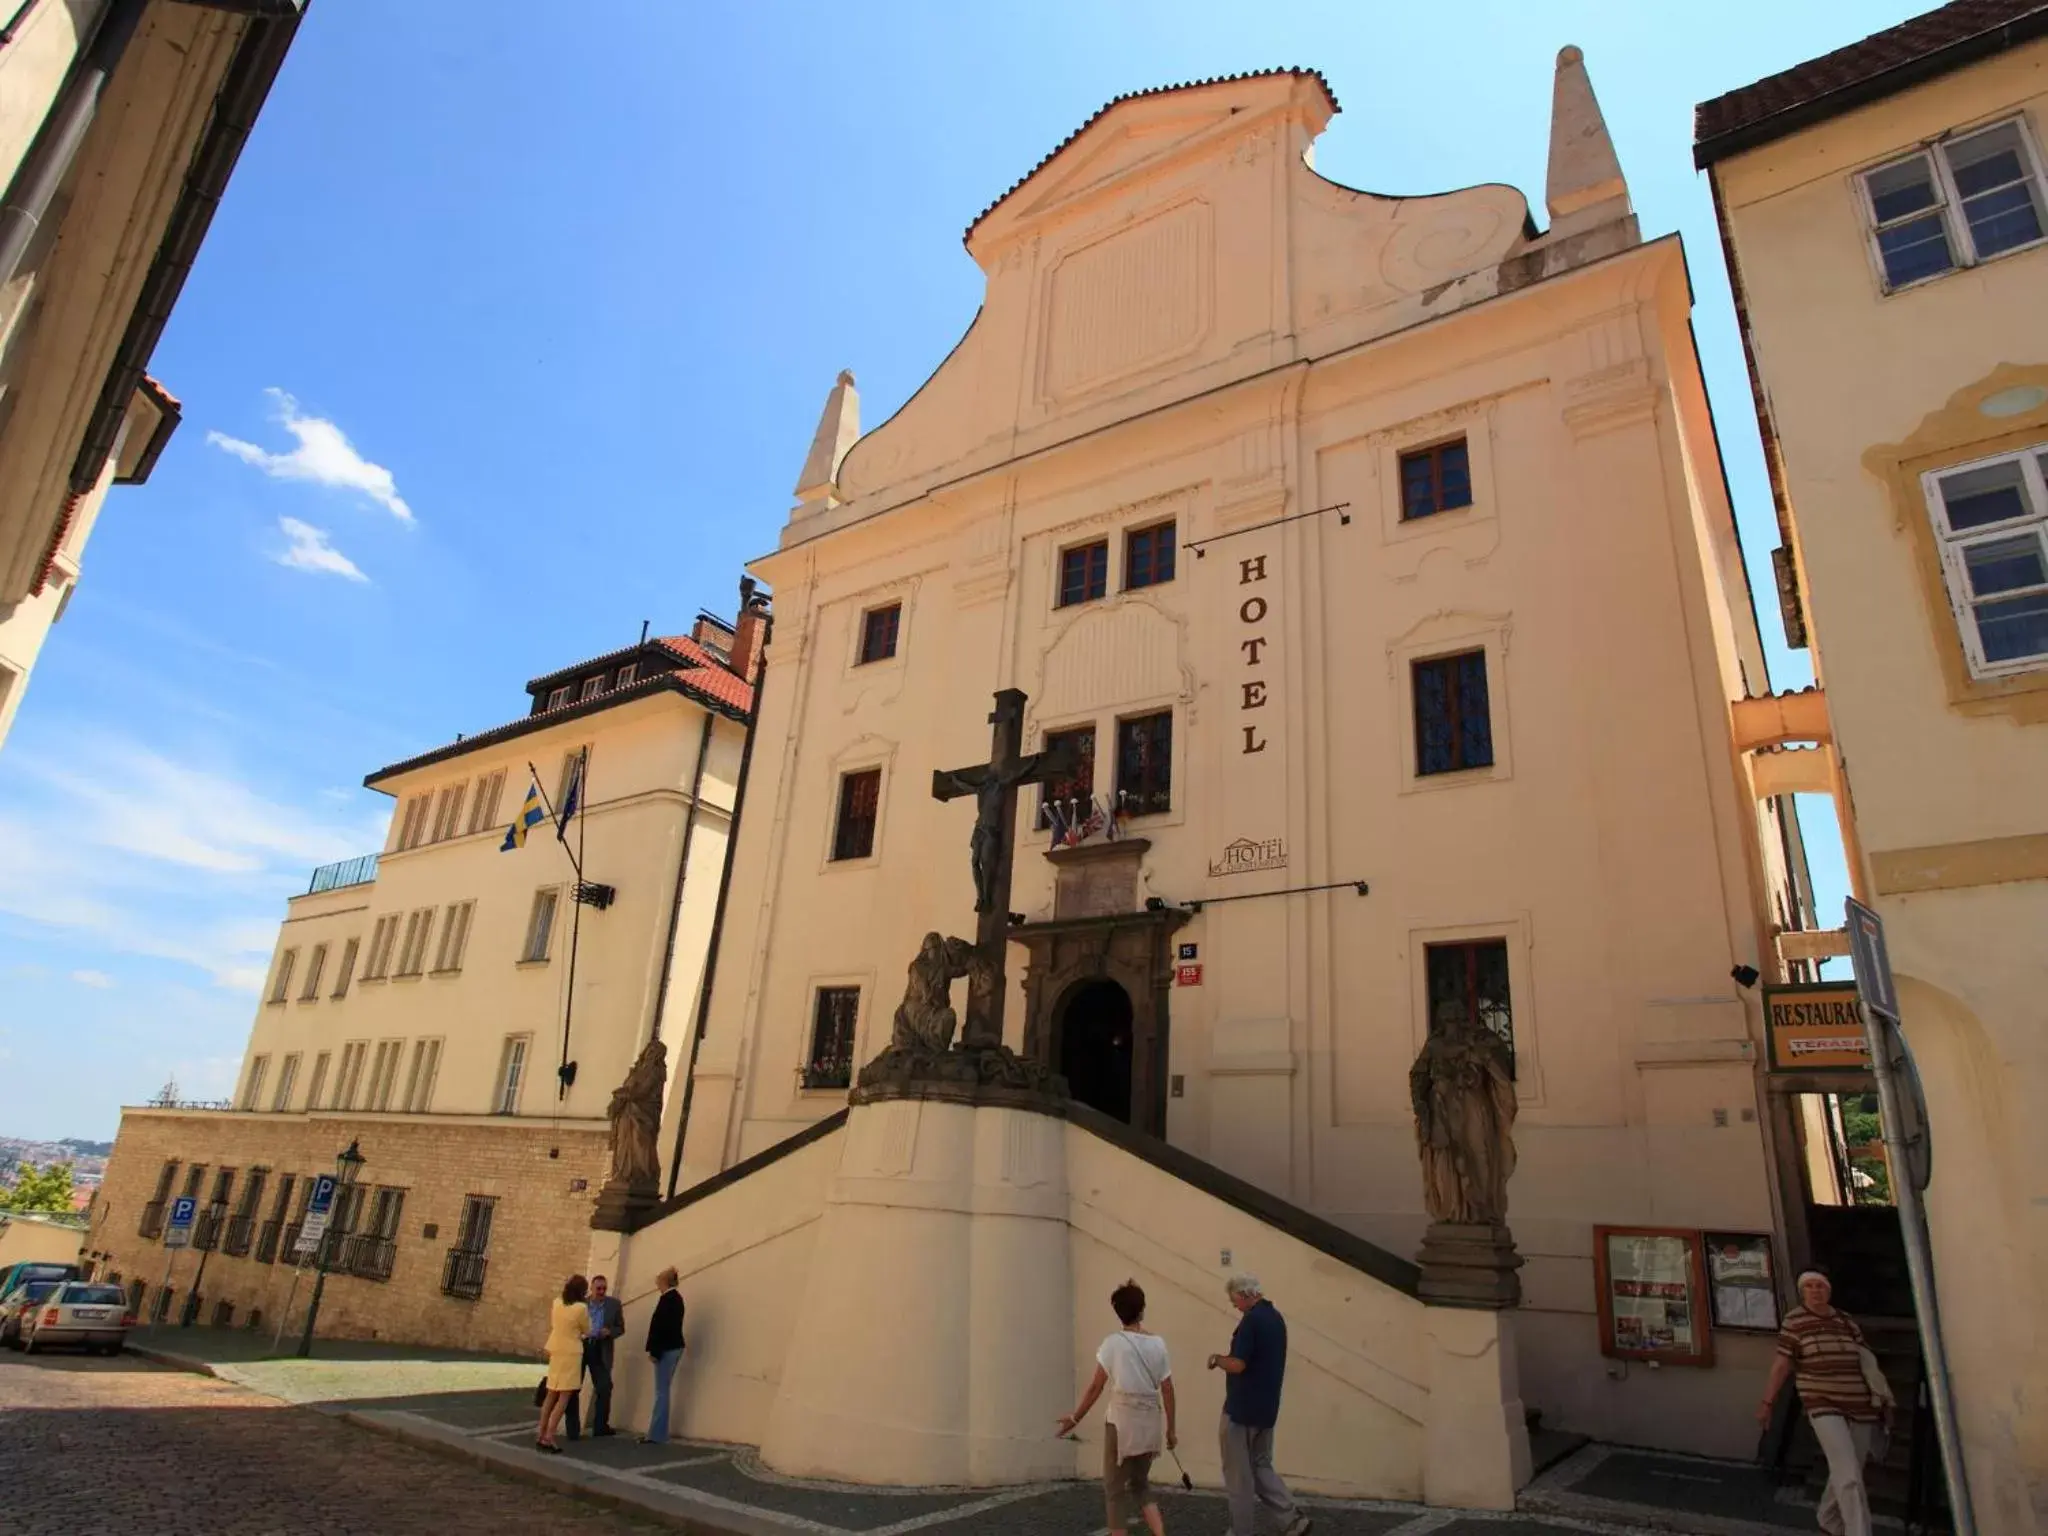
[[0, 1352, 664, 1535]]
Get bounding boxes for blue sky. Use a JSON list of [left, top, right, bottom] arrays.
[[0, 0, 1904, 1140]]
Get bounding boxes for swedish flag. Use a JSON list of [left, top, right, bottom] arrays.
[[501, 776, 546, 851]]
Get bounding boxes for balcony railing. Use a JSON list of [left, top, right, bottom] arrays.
[[193, 1210, 223, 1252], [138, 1200, 166, 1239], [441, 1247, 488, 1301], [281, 1220, 304, 1262], [308, 852, 379, 895], [223, 1214, 256, 1257], [255, 1219, 282, 1265], [799, 1053, 854, 1092], [343, 1235, 398, 1282]]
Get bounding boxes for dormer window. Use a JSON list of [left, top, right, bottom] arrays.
[[617, 662, 638, 687], [545, 686, 570, 710], [579, 677, 603, 702]]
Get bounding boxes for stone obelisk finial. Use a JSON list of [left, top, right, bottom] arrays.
[[1544, 46, 1633, 240], [793, 369, 860, 512]]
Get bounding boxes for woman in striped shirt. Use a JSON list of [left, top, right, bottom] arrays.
[[1757, 1271, 1890, 1536]]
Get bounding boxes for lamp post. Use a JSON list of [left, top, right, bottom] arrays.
[[295, 1139, 365, 1359], [180, 1197, 231, 1327]]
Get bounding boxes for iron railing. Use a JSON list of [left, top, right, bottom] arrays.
[[308, 852, 379, 895], [193, 1210, 223, 1252], [799, 1053, 854, 1092], [223, 1214, 255, 1257], [343, 1235, 397, 1282], [281, 1220, 304, 1261], [138, 1200, 166, 1239], [441, 1247, 488, 1300], [255, 1219, 282, 1265]]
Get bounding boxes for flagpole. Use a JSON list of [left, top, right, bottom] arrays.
[[558, 746, 589, 1101]]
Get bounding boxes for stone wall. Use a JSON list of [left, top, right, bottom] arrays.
[[92, 1107, 605, 1357]]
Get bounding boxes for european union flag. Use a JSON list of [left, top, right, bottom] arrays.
[[556, 753, 583, 842], [501, 777, 545, 851]]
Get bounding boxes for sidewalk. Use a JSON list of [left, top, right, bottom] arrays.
[[123, 1321, 538, 1410]]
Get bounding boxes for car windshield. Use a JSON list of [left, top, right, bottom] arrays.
[[10, 1282, 61, 1305], [62, 1286, 127, 1305]]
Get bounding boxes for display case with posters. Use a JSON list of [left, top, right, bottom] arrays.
[[1593, 1226, 1713, 1366], [1704, 1231, 1780, 1332]]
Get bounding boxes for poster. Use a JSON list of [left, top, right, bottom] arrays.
[[1706, 1232, 1780, 1331], [1596, 1227, 1712, 1366]]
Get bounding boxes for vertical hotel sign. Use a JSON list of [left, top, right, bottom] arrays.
[[1762, 983, 1870, 1072]]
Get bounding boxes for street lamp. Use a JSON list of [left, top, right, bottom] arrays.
[[180, 1196, 232, 1328], [295, 1138, 365, 1359]]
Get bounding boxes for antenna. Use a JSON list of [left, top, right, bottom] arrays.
[[638, 619, 650, 647]]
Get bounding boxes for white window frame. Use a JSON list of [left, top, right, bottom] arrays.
[[430, 780, 468, 842], [546, 685, 571, 709], [579, 676, 604, 701], [396, 794, 433, 851], [433, 900, 476, 973], [521, 887, 559, 963], [239, 1054, 270, 1111], [305, 1051, 332, 1111], [299, 943, 327, 1002], [466, 768, 507, 835], [332, 937, 360, 997], [495, 1034, 532, 1115], [617, 662, 639, 687], [403, 1038, 443, 1113], [1921, 442, 2048, 678], [367, 1038, 404, 1110], [272, 1053, 301, 1112], [334, 1041, 368, 1110], [267, 948, 297, 1005], [362, 916, 397, 981], [1859, 116, 2048, 294], [394, 907, 434, 977]]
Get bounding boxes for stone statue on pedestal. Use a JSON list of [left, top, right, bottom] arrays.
[[592, 1036, 666, 1230], [1409, 1005, 1524, 1307], [890, 934, 977, 1053]]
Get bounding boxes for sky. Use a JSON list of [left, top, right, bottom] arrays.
[[0, 0, 1908, 1141]]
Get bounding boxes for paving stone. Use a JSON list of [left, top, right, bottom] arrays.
[[1565, 1449, 1810, 1528], [644, 1453, 994, 1528]]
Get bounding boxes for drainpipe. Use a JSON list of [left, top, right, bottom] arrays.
[[0, 0, 149, 293], [666, 583, 771, 1198], [645, 709, 715, 1049]]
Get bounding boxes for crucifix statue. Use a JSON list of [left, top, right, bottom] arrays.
[[931, 688, 1076, 1049]]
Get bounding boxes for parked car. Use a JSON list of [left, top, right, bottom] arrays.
[[0, 1261, 79, 1299], [0, 1280, 64, 1347], [20, 1282, 133, 1355]]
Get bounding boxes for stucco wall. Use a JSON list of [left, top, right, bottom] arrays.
[[0, 1215, 86, 1271]]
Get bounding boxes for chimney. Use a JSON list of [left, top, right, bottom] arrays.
[[727, 576, 771, 690]]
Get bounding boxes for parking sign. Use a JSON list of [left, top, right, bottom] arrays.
[[293, 1175, 338, 1256], [164, 1195, 197, 1250]]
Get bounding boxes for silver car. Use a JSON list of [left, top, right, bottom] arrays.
[[0, 1280, 63, 1347], [20, 1282, 132, 1355]]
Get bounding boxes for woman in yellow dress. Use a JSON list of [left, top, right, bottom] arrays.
[[537, 1274, 590, 1452]]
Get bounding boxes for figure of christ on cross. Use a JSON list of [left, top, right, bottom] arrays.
[[931, 688, 1077, 1049]]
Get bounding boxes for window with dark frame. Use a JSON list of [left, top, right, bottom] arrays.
[[1399, 439, 1474, 520], [1412, 650, 1494, 775], [1123, 522, 1177, 590], [1425, 938, 1515, 1078], [1058, 540, 1109, 606], [803, 986, 862, 1090], [1036, 725, 1096, 828], [831, 768, 882, 861], [858, 603, 902, 665], [1114, 711, 1173, 816]]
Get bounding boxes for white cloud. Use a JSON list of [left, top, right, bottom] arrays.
[[208, 388, 414, 523], [274, 517, 368, 582], [69, 970, 115, 989]]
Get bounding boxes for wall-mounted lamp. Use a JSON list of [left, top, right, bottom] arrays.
[[1730, 964, 1761, 990]]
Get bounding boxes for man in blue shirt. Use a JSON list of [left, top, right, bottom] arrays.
[[1207, 1275, 1310, 1536]]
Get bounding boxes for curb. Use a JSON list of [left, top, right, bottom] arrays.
[[122, 1342, 226, 1381], [343, 1410, 784, 1535]]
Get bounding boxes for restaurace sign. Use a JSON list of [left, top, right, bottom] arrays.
[[1762, 983, 1870, 1072]]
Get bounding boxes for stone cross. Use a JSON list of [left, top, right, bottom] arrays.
[[932, 688, 1075, 1048]]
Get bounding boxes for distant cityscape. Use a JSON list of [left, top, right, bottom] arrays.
[[0, 1135, 111, 1206]]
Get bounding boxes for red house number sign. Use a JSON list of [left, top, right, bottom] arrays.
[[1176, 963, 1204, 987]]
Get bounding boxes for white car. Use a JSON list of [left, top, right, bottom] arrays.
[[20, 1282, 133, 1355]]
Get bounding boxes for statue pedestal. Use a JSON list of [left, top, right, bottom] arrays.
[[849, 1041, 1067, 1113], [1422, 1305, 1533, 1509], [590, 1179, 662, 1234], [1417, 1221, 1524, 1309]]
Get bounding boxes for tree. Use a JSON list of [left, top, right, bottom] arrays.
[[0, 1160, 76, 1215]]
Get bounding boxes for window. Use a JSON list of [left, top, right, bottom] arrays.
[[351, 1186, 406, 1279], [546, 685, 570, 709], [305, 1052, 331, 1111], [332, 937, 360, 998], [266, 949, 297, 1005], [1412, 651, 1494, 775], [333, 1042, 368, 1110], [1400, 439, 1473, 520], [580, 676, 604, 702], [239, 1056, 270, 1112], [804, 987, 861, 1090], [456, 1195, 495, 1251], [1862, 119, 2048, 291], [1425, 939, 1515, 1077], [396, 794, 432, 850], [433, 901, 476, 973], [444, 1195, 495, 1299], [367, 1040, 404, 1110], [1058, 540, 1109, 606], [362, 916, 399, 980], [831, 768, 882, 861], [466, 769, 507, 835], [619, 661, 640, 687], [856, 603, 902, 665], [430, 781, 468, 842], [1924, 444, 2048, 675], [403, 1038, 442, 1113], [1123, 521, 1177, 590], [1114, 711, 1173, 816], [521, 888, 559, 962], [1037, 725, 1096, 828], [299, 943, 327, 1002], [556, 749, 585, 807], [494, 1035, 531, 1114], [181, 1164, 207, 1199], [272, 1053, 301, 1112], [393, 908, 434, 977]]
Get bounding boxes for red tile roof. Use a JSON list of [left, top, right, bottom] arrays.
[[653, 634, 754, 712], [964, 68, 1339, 245], [1695, 0, 2048, 164]]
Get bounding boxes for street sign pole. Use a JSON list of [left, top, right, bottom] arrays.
[[1845, 897, 1975, 1536], [158, 1194, 196, 1330]]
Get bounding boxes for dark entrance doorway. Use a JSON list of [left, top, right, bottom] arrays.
[[1057, 980, 1134, 1122]]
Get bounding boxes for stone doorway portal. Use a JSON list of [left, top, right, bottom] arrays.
[[1056, 979, 1134, 1122]]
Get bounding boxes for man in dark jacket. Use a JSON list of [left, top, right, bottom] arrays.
[[1208, 1274, 1311, 1536], [582, 1273, 626, 1436]]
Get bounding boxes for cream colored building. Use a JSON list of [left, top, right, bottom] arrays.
[[91, 614, 758, 1353], [1699, 2, 2048, 1529], [642, 51, 1824, 1479], [0, 0, 302, 752]]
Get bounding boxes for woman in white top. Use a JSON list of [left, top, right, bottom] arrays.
[[1058, 1279, 1178, 1536]]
